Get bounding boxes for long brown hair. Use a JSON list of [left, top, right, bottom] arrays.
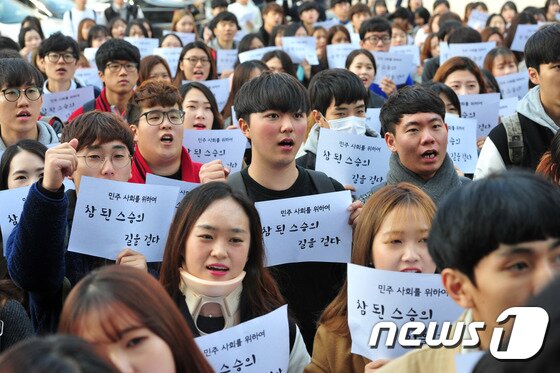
[[433, 56, 487, 93], [318, 183, 436, 336], [159, 182, 285, 328], [58, 265, 213, 373]]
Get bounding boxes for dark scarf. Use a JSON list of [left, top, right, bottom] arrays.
[[387, 153, 462, 204]]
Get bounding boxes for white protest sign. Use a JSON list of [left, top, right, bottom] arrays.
[[0, 186, 30, 249], [316, 129, 391, 197], [511, 24, 539, 52], [183, 129, 247, 173], [196, 305, 289, 373], [124, 37, 159, 58], [75, 68, 103, 89], [68, 177, 179, 262], [281, 36, 319, 65], [216, 49, 239, 74], [350, 32, 361, 47], [347, 264, 464, 360], [314, 19, 339, 30], [445, 115, 478, 174], [499, 97, 519, 117], [390, 44, 421, 66], [153, 47, 182, 78], [83, 47, 98, 66], [255, 191, 353, 267], [455, 352, 485, 373], [162, 31, 196, 46], [326, 43, 356, 69], [145, 173, 200, 209], [365, 108, 382, 135], [372, 52, 413, 85], [440, 42, 496, 68], [439, 41, 450, 64], [238, 46, 280, 63], [459, 93, 500, 138], [467, 9, 489, 30], [42, 86, 95, 122], [496, 71, 529, 100], [199, 79, 230, 112]]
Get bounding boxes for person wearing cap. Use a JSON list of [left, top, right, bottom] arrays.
[[209, 11, 240, 50], [228, 0, 262, 34]]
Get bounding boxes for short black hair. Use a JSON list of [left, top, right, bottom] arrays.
[[284, 22, 305, 37], [210, 11, 240, 31], [415, 7, 431, 25], [359, 17, 392, 40], [447, 26, 482, 44], [261, 50, 296, 77], [0, 58, 44, 89], [432, 0, 450, 12], [38, 32, 80, 59], [525, 24, 560, 73], [299, 2, 321, 15], [94, 38, 141, 72], [331, 0, 350, 6], [238, 33, 264, 54], [125, 19, 149, 38], [422, 81, 461, 117], [429, 171, 560, 284], [87, 25, 110, 48], [0, 36, 20, 52], [308, 68, 368, 115], [211, 0, 228, 8], [234, 72, 309, 124], [0, 49, 22, 59], [380, 85, 445, 134]]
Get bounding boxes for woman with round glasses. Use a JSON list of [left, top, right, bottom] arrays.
[[173, 41, 217, 87], [128, 80, 228, 184], [0, 58, 59, 152]]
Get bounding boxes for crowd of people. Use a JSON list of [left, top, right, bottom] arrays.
[[0, 0, 559, 372]]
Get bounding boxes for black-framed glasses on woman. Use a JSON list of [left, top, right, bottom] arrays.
[[139, 109, 185, 126], [1, 87, 42, 102], [183, 57, 210, 66]]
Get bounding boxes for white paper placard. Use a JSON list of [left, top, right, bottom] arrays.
[[42, 86, 95, 122], [459, 93, 500, 138], [445, 115, 478, 174], [326, 43, 357, 69], [83, 47, 98, 66], [496, 71, 529, 100], [255, 191, 353, 267], [199, 78, 230, 112], [123, 37, 159, 58], [511, 25, 539, 52], [455, 351, 485, 373], [347, 264, 464, 360], [0, 186, 31, 250], [183, 129, 247, 173], [67, 177, 179, 262], [372, 52, 413, 85], [499, 97, 519, 117], [238, 46, 280, 63], [440, 41, 496, 68], [281, 36, 319, 65], [195, 305, 289, 373], [216, 49, 239, 74], [162, 31, 196, 47], [390, 44, 421, 66], [315, 129, 390, 197], [152, 47, 182, 78], [75, 68, 103, 89], [467, 9, 489, 30], [145, 173, 200, 209], [365, 108, 382, 135]]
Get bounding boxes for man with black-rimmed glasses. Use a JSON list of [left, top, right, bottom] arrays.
[[0, 58, 58, 151], [67, 38, 140, 122]]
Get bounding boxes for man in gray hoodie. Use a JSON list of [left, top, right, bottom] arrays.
[[475, 24, 560, 178], [0, 59, 59, 152]]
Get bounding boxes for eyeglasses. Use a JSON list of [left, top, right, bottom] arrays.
[[183, 57, 211, 66], [46, 52, 76, 63], [77, 152, 132, 169], [105, 62, 138, 73], [364, 35, 391, 44], [1, 87, 42, 102], [139, 109, 185, 126]]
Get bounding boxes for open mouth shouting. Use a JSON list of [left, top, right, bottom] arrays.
[[207, 263, 229, 277], [421, 149, 438, 160], [16, 110, 32, 121], [160, 133, 174, 144], [278, 138, 295, 151], [192, 69, 205, 80]]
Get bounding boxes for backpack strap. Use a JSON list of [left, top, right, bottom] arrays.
[[227, 171, 249, 198], [307, 169, 336, 194], [501, 113, 524, 166]]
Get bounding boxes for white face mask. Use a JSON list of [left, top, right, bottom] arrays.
[[328, 116, 367, 136]]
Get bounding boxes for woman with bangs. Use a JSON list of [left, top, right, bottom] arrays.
[[305, 183, 437, 373], [180, 82, 224, 131], [174, 42, 217, 87], [159, 182, 311, 372], [58, 265, 213, 373]]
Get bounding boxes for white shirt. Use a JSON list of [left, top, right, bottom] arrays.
[[227, 1, 262, 33], [62, 8, 98, 39]]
